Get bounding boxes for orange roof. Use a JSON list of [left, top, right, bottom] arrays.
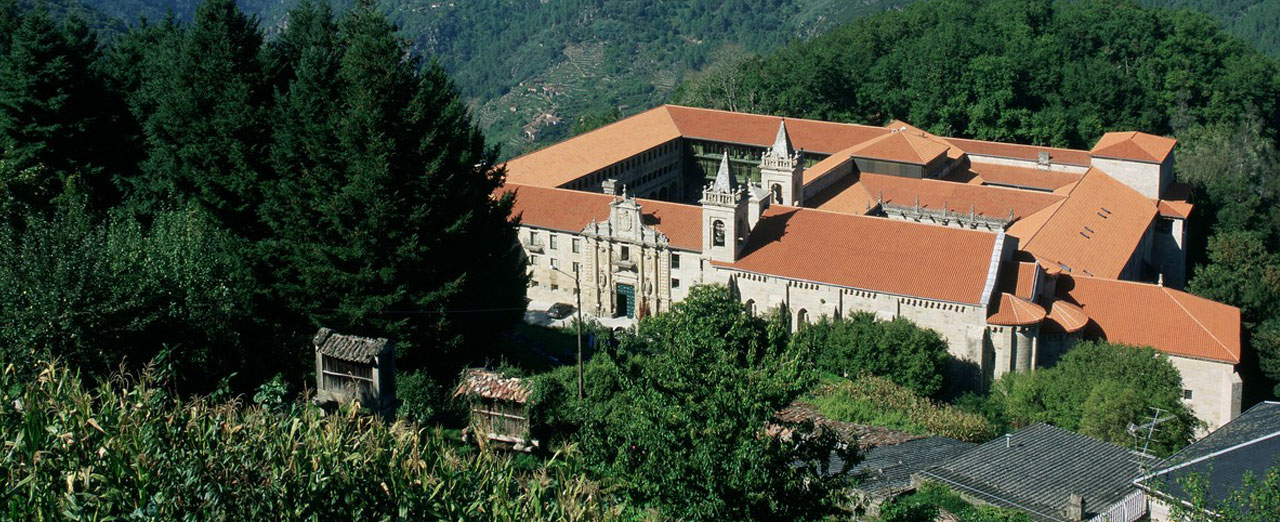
[[1091, 131, 1177, 163], [502, 183, 702, 250], [716, 207, 1000, 304], [813, 173, 1064, 221], [664, 105, 888, 154], [997, 261, 1039, 299], [987, 293, 1047, 326], [1043, 299, 1088, 334], [1019, 169, 1157, 278], [847, 130, 950, 166], [1158, 182, 1194, 219], [968, 162, 1083, 191], [943, 137, 1092, 166], [504, 106, 680, 187], [1055, 275, 1241, 364]]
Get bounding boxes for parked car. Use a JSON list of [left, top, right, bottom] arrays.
[[546, 302, 576, 319]]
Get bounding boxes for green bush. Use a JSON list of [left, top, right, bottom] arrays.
[[792, 312, 950, 397], [0, 359, 626, 521], [880, 482, 1031, 522], [807, 375, 995, 442]]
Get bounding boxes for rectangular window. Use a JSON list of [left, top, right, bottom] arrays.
[[551, 284, 559, 291], [672, 278, 681, 288], [572, 262, 580, 274], [572, 238, 581, 254], [549, 235, 558, 250], [550, 258, 559, 270], [621, 246, 630, 261], [671, 253, 680, 269], [1183, 389, 1194, 400], [528, 230, 537, 243], [528, 254, 538, 266]]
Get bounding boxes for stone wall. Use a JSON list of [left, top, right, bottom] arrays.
[[1168, 355, 1243, 434]]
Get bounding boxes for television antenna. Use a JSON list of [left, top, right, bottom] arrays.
[[1128, 407, 1176, 470]]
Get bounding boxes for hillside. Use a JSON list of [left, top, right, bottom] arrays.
[[1143, 0, 1280, 56]]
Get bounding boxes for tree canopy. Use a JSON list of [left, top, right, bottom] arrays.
[[792, 312, 950, 397]]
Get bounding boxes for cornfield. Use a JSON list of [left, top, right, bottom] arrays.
[[0, 361, 627, 521]]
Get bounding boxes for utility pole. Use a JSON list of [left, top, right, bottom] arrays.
[[553, 266, 584, 399]]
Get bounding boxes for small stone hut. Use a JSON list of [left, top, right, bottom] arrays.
[[453, 369, 538, 452], [313, 327, 396, 412]]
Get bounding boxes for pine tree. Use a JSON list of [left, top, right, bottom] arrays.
[[262, 0, 525, 373], [134, 0, 268, 234], [0, 7, 118, 220]]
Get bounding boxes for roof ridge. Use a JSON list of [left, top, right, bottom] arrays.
[[1161, 286, 1238, 363]]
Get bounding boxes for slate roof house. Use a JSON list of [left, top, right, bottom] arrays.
[[1136, 401, 1280, 521], [505, 105, 1243, 431], [847, 436, 976, 516], [915, 423, 1152, 522]]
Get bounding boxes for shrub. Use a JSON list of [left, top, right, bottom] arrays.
[[792, 312, 950, 397]]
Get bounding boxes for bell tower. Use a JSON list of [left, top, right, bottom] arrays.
[[759, 119, 805, 206], [702, 152, 749, 263]]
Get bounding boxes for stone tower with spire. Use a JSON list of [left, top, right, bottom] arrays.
[[701, 152, 750, 263], [759, 119, 805, 206]]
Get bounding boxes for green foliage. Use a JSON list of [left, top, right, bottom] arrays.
[[880, 482, 1031, 522], [988, 341, 1197, 454], [675, 0, 1280, 150], [0, 199, 254, 388], [0, 359, 622, 520], [1168, 466, 1280, 521], [806, 375, 995, 442], [397, 369, 445, 425], [533, 285, 849, 521], [1180, 115, 1280, 396], [792, 312, 950, 397]]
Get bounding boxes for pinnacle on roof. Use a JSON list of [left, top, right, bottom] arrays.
[[711, 151, 738, 192], [768, 119, 794, 158]]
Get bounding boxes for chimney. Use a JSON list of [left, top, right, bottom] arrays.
[[1065, 493, 1084, 521], [1037, 151, 1051, 170]]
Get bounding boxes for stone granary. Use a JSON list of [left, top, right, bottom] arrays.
[[503, 105, 1242, 432], [454, 369, 539, 452], [312, 328, 396, 413]]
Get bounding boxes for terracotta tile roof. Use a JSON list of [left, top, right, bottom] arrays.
[[1055, 275, 1241, 364], [1043, 299, 1088, 334], [884, 121, 966, 161], [504, 106, 681, 187], [716, 206, 1000, 304], [501, 183, 703, 251], [313, 328, 388, 364], [997, 261, 1039, 299], [1019, 169, 1157, 278], [968, 162, 1083, 191], [1091, 131, 1177, 163], [942, 137, 1093, 166], [453, 369, 531, 403], [802, 152, 854, 184], [856, 173, 1064, 221], [1158, 182, 1194, 219], [988, 292, 1047, 326], [847, 130, 950, 165], [664, 104, 889, 154], [804, 174, 875, 213]]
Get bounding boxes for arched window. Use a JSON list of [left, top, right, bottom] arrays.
[[771, 184, 783, 204], [796, 308, 809, 327], [713, 220, 725, 247], [745, 299, 756, 316]]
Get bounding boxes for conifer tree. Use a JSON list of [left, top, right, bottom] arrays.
[[135, 0, 268, 233], [0, 7, 119, 220], [262, 0, 525, 372]]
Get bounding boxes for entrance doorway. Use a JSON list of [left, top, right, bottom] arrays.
[[615, 284, 636, 319]]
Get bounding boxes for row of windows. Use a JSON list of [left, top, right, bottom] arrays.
[[529, 230, 582, 253]]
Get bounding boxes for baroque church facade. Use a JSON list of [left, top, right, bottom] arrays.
[[503, 105, 1242, 432]]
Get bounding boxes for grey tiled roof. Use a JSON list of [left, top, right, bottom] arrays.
[[847, 437, 976, 496], [919, 423, 1151, 522], [1137, 401, 1280, 507], [313, 327, 389, 364]]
